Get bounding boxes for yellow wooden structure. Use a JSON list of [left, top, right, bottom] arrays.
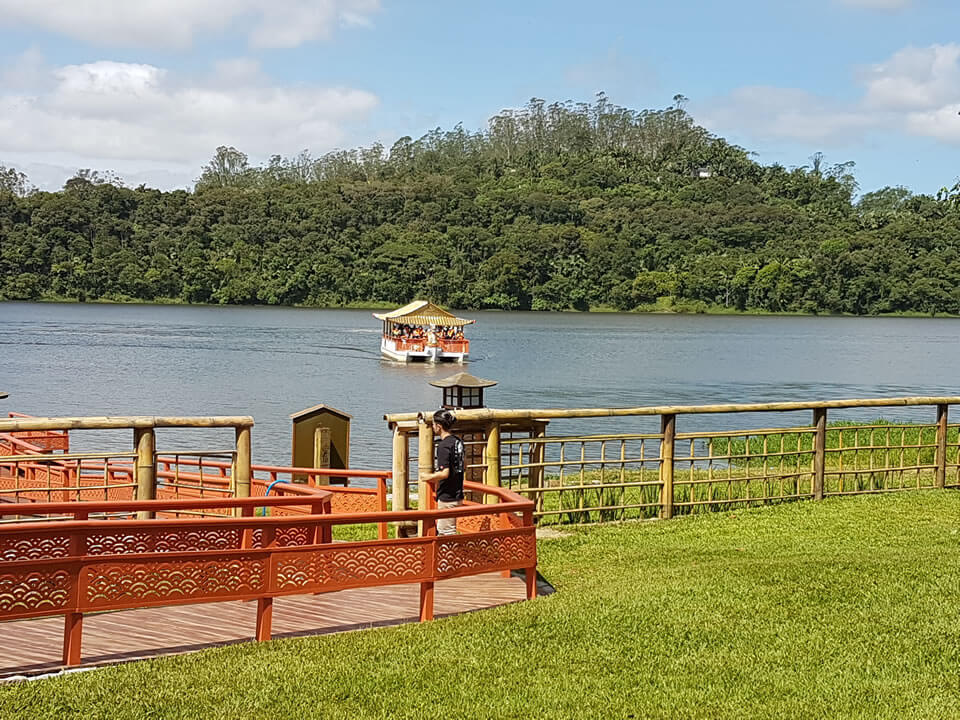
[[290, 405, 351, 484]]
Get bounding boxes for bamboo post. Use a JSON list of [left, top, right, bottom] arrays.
[[392, 427, 413, 537], [418, 417, 434, 536], [235, 425, 252, 517], [134, 427, 156, 520], [935, 404, 948, 489], [659, 414, 675, 519], [813, 408, 827, 500], [528, 422, 547, 514], [485, 421, 501, 504], [313, 426, 331, 486]]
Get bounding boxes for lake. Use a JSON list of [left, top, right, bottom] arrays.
[[1, 302, 959, 467]]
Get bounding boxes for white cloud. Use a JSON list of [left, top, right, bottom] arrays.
[[0, 54, 378, 189], [837, 0, 912, 9], [862, 44, 960, 111], [698, 86, 880, 146], [0, 0, 380, 49], [696, 43, 960, 148], [905, 103, 960, 143]]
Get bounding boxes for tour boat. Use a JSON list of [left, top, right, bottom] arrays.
[[374, 300, 474, 362]]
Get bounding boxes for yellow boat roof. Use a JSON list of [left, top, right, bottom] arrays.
[[373, 300, 475, 326]]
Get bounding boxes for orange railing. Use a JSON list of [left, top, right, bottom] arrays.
[[1, 441, 389, 527], [0, 481, 536, 667], [1, 413, 69, 453], [389, 338, 426, 352], [439, 339, 469, 354]]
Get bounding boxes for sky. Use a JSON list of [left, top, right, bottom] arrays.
[[0, 0, 958, 195]]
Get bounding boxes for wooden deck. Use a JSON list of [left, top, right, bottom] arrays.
[[1, 572, 543, 680]]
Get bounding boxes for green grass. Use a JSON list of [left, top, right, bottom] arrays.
[[3, 491, 959, 719]]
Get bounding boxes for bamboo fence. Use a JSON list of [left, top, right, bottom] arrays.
[[385, 397, 960, 525]]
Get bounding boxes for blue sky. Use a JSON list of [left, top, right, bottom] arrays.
[[1, 0, 958, 194]]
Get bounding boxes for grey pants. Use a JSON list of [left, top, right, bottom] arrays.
[[437, 500, 462, 535]]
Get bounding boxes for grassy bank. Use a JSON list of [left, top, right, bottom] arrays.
[[3, 491, 959, 719]]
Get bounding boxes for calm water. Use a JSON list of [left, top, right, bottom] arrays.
[[2, 302, 959, 467]]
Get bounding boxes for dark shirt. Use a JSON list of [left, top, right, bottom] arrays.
[[435, 434, 465, 502]]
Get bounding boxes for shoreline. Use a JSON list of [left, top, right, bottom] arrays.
[[2, 296, 955, 319]]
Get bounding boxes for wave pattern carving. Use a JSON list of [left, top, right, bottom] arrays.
[[436, 532, 535, 576], [0, 568, 71, 617], [329, 492, 378, 514], [276, 544, 427, 591], [85, 528, 242, 555], [85, 556, 265, 607], [275, 526, 313, 547], [0, 533, 71, 561]]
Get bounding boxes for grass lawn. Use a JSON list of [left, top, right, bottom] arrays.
[[2, 491, 959, 719]]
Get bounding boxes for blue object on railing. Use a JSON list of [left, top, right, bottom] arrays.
[[264, 478, 286, 496]]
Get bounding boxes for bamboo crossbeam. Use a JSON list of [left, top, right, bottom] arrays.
[[823, 464, 933, 475], [500, 457, 656, 471], [384, 396, 960, 424], [501, 432, 664, 445], [0, 416, 255, 432], [673, 473, 807, 486], [536, 502, 661, 517], [521, 479, 663, 494], [673, 448, 815, 462], [674, 493, 814, 507], [675, 427, 816, 440]]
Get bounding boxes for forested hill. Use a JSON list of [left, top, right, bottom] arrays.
[[3, 96, 960, 314]]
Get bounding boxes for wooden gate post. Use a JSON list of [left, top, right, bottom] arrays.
[[417, 416, 434, 535], [935, 404, 948, 489], [659, 414, 676, 519], [813, 408, 827, 500], [235, 425, 252, 515], [485, 421, 501, 504], [392, 426, 412, 537], [134, 427, 156, 520]]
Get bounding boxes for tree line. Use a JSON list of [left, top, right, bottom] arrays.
[[2, 94, 960, 314]]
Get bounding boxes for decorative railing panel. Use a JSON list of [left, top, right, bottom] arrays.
[[0, 471, 537, 669]]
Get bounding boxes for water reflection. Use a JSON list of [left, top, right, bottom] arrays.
[[1, 302, 959, 467]]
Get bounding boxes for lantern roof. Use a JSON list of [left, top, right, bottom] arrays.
[[429, 372, 498, 389]]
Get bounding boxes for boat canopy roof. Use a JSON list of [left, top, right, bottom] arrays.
[[373, 300, 475, 327]]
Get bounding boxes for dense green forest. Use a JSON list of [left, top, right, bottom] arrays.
[[2, 95, 960, 314]]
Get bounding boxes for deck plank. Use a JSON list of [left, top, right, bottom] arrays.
[[0, 572, 530, 680]]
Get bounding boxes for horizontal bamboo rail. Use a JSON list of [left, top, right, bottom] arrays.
[[384, 396, 960, 423], [0, 416, 255, 432]]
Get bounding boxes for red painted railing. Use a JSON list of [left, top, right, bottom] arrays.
[[1, 413, 69, 453], [0, 481, 536, 667], [439, 339, 469, 353], [385, 338, 469, 354]]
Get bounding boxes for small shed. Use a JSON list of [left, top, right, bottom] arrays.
[[290, 404, 352, 484]]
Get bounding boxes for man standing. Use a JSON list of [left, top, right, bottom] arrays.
[[423, 409, 464, 535]]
